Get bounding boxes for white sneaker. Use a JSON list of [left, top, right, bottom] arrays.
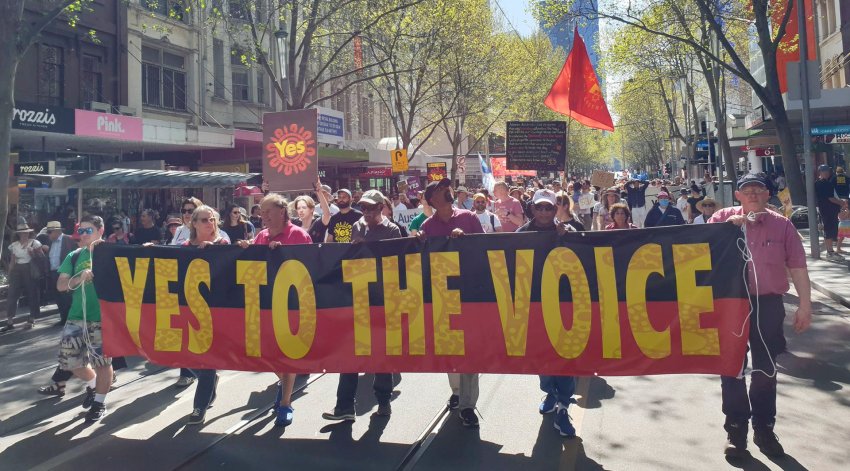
[[174, 376, 196, 388]]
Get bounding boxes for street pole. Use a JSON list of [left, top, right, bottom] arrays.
[[798, 0, 819, 258], [710, 30, 724, 208]]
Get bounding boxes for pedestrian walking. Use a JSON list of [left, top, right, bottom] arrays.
[[221, 204, 255, 244], [692, 197, 717, 225], [644, 192, 686, 227], [625, 179, 650, 228], [708, 172, 812, 459], [815, 165, 846, 261], [2, 224, 43, 332], [605, 203, 636, 230], [471, 193, 502, 233], [326, 189, 362, 243], [37, 221, 76, 326], [593, 187, 620, 230]]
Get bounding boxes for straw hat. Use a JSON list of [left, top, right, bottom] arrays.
[[15, 223, 33, 233], [696, 197, 717, 212], [45, 221, 63, 231]]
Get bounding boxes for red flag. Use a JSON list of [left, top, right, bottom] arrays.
[[544, 28, 614, 132]]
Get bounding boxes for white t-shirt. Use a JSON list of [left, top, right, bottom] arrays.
[[9, 239, 42, 264], [171, 225, 230, 245], [676, 197, 689, 214], [315, 204, 340, 217], [693, 214, 707, 225], [475, 210, 502, 233]]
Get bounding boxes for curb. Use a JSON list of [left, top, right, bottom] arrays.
[[809, 278, 850, 310]]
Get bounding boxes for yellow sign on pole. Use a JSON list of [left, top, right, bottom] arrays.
[[391, 149, 409, 172]]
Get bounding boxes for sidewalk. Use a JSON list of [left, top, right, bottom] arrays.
[[799, 229, 850, 308]]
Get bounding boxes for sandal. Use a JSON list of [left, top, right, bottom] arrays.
[[37, 383, 66, 397]]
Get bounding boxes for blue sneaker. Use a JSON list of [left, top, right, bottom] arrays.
[[553, 403, 575, 437], [275, 405, 294, 427], [539, 394, 557, 414]]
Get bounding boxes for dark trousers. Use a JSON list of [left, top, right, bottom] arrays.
[[191, 369, 218, 410], [721, 295, 786, 430], [48, 270, 72, 324], [539, 375, 576, 405], [6, 264, 40, 326], [180, 368, 195, 379], [336, 373, 393, 410]]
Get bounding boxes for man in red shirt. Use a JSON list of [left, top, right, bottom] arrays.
[[709, 173, 812, 459], [238, 193, 311, 427]]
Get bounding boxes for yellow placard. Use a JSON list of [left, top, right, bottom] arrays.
[[391, 149, 409, 173]]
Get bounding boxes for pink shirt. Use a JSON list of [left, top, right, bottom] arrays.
[[253, 223, 312, 246], [420, 208, 484, 237], [494, 197, 524, 233], [709, 207, 806, 295]]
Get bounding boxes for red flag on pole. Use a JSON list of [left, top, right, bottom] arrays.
[[544, 28, 614, 132]]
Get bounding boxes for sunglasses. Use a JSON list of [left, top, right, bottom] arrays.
[[182, 207, 195, 214], [360, 203, 383, 212], [232, 211, 241, 215], [77, 227, 95, 235], [534, 203, 556, 211]]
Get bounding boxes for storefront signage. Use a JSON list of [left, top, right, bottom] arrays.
[[506, 121, 566, 171], [811, 125, 850, 136], [360, 167, 393, 178], [12, 102, 75, 134], [13, 161, 55, 176], [315, 106, 345, 145], [263, 109, 319, 191], [75, 109, 143, 141]]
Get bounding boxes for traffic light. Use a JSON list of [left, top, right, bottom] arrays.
[[664, 162, 671, 175]]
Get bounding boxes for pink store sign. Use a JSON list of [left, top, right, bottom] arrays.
[[75, 109, 143, 141]]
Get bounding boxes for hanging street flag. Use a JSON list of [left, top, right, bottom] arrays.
[[544, 28, 614, 132], [479, 153, 495, 193]]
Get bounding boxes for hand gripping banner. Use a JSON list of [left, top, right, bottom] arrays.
[[93, 224, 750, 376]]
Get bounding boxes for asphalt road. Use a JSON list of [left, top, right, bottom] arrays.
[[0, 288, 848, 470]]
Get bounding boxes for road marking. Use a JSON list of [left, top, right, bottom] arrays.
[[0, 364, 55, 385]]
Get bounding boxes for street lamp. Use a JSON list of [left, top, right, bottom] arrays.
[[275, 28, 288, 109]]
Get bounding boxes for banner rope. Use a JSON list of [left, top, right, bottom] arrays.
[[733, 211, 777, 379], [66, 241, 105, 363]]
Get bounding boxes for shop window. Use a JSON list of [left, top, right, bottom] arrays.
[[142, 0, 187, 23], [142, 45, 188, 111], [232, 70, 250, 102], [81, 54, 103, 104], [37, 44, 64, 106], [256, 72, 268, 105], [212, 39, 225, 98]]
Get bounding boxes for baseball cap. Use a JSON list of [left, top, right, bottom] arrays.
[[736, 173, 769, 189], [818, 164, 831, 172], [359, 189, 386, 205], [657, 191, 670, 199], [320, 184, 332, 194], [423, 178, 451, 203], [456, 185, 469, 194], [472, 193, 487, 202], [337, 188, 352, 198], [166, 216, 181, 226], [532, 189, 557, 206]]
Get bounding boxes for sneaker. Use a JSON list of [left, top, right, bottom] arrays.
[[460, 408, 479, 428], [447, 394, 459, 410], [754, 429, 785, 458], [23, 322, 34, 330], [375, 402, 392, 417], [82, 386, 96, 409], [187, 408, 206, 425], [539, 394, 557, 414], [275, 405, 294, 427], [37, 383, 66, 397], [322, 407, 356, 421], [208, 374, 220, 408], [174, 376, 196, 388], [724, 422, 748, 458], [85, 401, 107, 422], [553, 403, 575, 437], [826, 252, 845, 262]]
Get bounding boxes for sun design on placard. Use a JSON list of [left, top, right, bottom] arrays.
[[265, 124, 316, 176]]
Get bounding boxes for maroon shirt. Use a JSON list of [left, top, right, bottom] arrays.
[[253, 223, 312, 246], [420, 208, 484, 237], [709, 207, 806, 295]]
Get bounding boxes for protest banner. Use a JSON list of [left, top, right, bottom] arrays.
[[590, 170, 615, 189], [506, 121, 567, 171], [426, 162, 447, 182], [263, 109, 318, 191], [94, 224, 749, 377], [490, 157, 537, 178], [392, 208, 424, 232]]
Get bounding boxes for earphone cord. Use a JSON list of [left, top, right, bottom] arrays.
[[732, 211, 777, 379], [66, 240, 104, 362]]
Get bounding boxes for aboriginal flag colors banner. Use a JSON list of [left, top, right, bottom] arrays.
[[263, 109, 318, 192], [94, 224, 749, 377]]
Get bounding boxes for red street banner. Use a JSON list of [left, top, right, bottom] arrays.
[[263, 109, 318, 192], [426, 162, 447, 182], [94, 224, 750, 377], [491, 157, 538, 178]]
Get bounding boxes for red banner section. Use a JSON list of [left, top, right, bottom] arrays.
[[93, 225, 750, 376]]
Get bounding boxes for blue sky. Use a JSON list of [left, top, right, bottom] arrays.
[[491, 0, 538, 37]]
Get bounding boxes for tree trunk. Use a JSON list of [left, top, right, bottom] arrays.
[[0, 47, 19, 264], [772, 111, 806, 204]]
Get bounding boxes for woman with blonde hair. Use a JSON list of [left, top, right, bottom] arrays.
[[292, 195, 327, 243]]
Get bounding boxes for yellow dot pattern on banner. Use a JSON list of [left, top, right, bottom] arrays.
[[154, 258, 182, 352], [115, 257, 150, 348], [237, 261, 268, 357], [541, 247, 592, 359], [184, 259, 213, 354], [383, 254, 426, 356], [625, 244, 671, 359], [673, 243, 719, 356], [430, 252, 464, 356], [487, 250, 534, 357], [594, 246, 622, 359], [342, 258, 377, 356], [272, 260, 317, 359]]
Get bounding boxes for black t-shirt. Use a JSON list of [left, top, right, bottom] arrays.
[[815, 178, 837, 208], [327, 209, 363, 242], [686, 196, 704, 217], [307, 216, 327, 243], [131, 226, 162, 244], [221, 221, 254, 242], [835, 174, 850, 198], [563, 218, 585, 232]]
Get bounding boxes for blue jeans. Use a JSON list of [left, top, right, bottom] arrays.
[[191, 369, 218, 411], [539, 375, 575, 405]]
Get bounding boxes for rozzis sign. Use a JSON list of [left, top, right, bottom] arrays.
[[13, 161, 55, 176], [12, 102, 75, 134]]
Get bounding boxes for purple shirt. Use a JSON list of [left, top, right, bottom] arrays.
[[420, 208, 484, 237], [709, 207, 806, 295]]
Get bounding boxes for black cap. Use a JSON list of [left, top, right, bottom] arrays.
[[736, 172, 769, 189], [423, 178, 451, 204]]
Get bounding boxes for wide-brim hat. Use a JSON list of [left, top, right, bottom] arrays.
[[45, 221, 63, 231], [696, 198, 717, 211], [15, 223, 33, 233]]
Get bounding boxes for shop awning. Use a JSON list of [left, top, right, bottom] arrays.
[[20, 168, 260, 189]]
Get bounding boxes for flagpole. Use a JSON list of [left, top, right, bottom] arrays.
[[563, 117, 572, 183]]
